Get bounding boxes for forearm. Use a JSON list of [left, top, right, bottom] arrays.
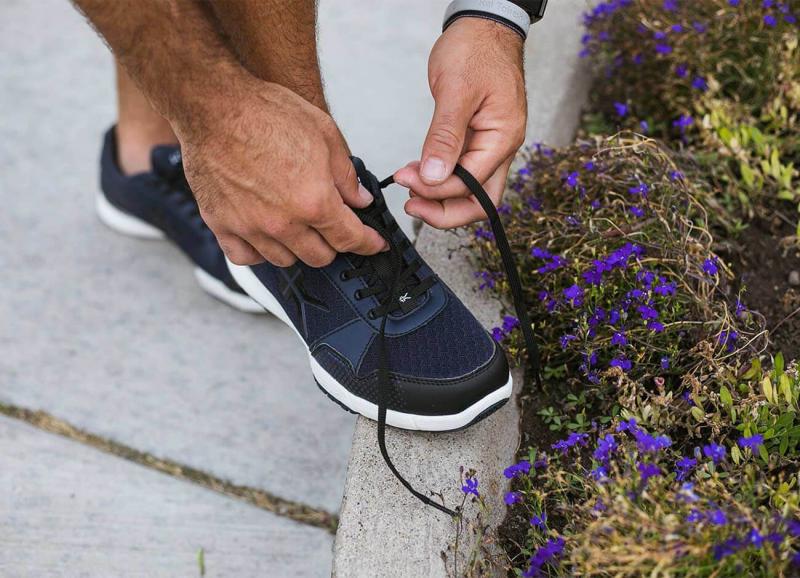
[[72, 0, 245, 134], [210, 0, 327, 111]]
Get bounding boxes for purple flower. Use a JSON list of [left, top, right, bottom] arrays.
[[656, 43, 673, 54], [729, 0, 740, 5], [565, 171, 580, 188], [765, 14, 777, 26], [663, 0, 678, 11], [703, 443, 727, 464], [560, 334, 578, 350], [638, 304, 659, 320], [648, 321, 665, 333], [687, 509, 704, 523], [610, 356, 632, 372], [614, 102, 629, 118], [639, 120, 649, 134], [504, 491, 522, 506], [584, 161, 596, 171], [628, 182, 650, 196], [675, 63, 688, 78], [532, 247, 552, 259], [474, 226, 494, 241], [670, 23, 684, 33], [638, 462, 662, 482], [718, 330, 739, 352], [654, 281, 677, 296], [630, 205, 646, 218], [738, 434, 764, 452], [504, 459, 532, 479], [590, 465, 609, 481], [564, 284, 585, 307], [530, 512, 547, 530], [702, 257, 719, 276], [692, 21, 707, 33], [708, 509, 728, 526], [692, 76, 708, 92], [491, 327, 505, 342], [462, 475, 479, 497], [634, 430, 672, 454], [661, 356, 670, 370], [669, 170, 684, 181], [593, 434, 618, 463], [502, 315, 520, 333], [611, 331, 628, 346], [552, 432, 589, 454], [673, 114, 694, 133], [675, 456, 697, 481], [523, 537, 565, 578]]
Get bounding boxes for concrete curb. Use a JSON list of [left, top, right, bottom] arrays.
[[333, 4, 593, 576]]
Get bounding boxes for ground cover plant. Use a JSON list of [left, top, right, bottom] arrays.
[[581, 0, 799, 227], [454, 135, 800, 577]]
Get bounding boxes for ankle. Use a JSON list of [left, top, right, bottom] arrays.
[[115, 123, 178, 175]]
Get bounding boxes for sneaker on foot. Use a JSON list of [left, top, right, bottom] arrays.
[[97, 127, 263, 313], [227, 157, 512, 432]]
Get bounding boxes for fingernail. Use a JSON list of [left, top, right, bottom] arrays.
[[393, 174, 408, 187], [421, 157, 447, 182], [357, 184, 373, 205], [381, 241, 390, 253]]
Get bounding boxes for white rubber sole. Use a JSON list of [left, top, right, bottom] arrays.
[[96, 192, 264, 314], [226, 258, 513, 432]]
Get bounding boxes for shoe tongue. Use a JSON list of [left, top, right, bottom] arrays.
[[150, 145, 183, 180]]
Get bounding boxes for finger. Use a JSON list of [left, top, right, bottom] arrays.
[[419, 90, 473, 185], [404, 196, 486, 230], [314, 199, 388, 256], [404, 156, 513, 229], [217, 233, 265, 266], [396, 127, 513, 200], [249, 235, 297, 268], [281, 227, 338, 268], [329, 145, 374, 209]]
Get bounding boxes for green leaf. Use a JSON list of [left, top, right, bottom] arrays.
[[763, 376, 776, 405], [731, 444, 742, 464], [775, 352, 785, 375], [759, 444, 770, 463], [740, 162, 755, 187], [691, 406, 705, 422], [720, 385, 733, 407]]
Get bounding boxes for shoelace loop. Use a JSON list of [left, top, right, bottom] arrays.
[[363, 163, 541, 518]]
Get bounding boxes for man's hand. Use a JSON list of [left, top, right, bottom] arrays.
[[394, 17, 527, 229], [177, 76, 387, 267]]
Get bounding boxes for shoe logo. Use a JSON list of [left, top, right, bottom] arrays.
[[168, 150, 182, 166], [398, 292, 411, 303], [278, 265, 329, 337]]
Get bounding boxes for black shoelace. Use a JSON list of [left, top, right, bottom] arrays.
[[359, 163, 541, 517]]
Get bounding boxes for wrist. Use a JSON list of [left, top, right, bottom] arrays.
[[443, 17, 524, 53], [443, 0, 530, 39]]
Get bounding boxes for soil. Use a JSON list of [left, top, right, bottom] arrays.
[[724, 216, 800, 361], [495, 216, 800, 575]]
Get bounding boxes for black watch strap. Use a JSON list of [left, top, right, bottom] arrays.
[[509, 0, 547, 23]]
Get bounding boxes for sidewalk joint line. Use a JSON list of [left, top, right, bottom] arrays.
[[0, 401, 338, 534]]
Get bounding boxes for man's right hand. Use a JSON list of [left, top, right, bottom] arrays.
[[176, 77, 387, 268]]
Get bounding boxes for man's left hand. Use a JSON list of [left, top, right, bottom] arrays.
[[394, 17, 527, 229]]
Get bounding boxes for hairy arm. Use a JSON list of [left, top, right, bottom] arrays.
[[72, 0, 385, 267]]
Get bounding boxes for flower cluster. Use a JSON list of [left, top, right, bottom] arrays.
[[581, 0, 800, 227], [474, 136, 752, 395]]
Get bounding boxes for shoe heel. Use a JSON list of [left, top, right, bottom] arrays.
[[95, 192, 166, 240]]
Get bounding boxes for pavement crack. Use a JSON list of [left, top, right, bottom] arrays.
[[0, 401, 338, 534]]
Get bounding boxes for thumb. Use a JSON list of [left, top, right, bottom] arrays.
[[420, 95, 471, 186]]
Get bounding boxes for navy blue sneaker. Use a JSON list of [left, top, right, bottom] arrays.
[[97, 127, 262, 313], [227, 158, 511, 432], [230, 157, 539, 516]]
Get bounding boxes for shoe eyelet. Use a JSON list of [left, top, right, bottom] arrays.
[[339, 271, 349, 282], [367, 310, 377, 320], [354, 289, 363, 300]]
